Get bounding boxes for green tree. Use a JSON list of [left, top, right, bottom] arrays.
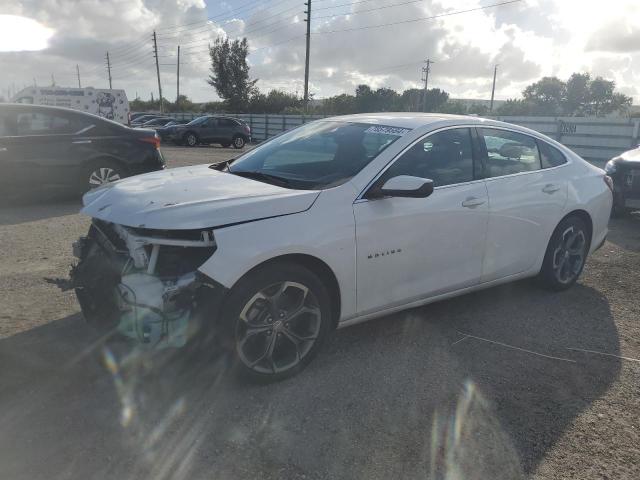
[[496, 99, 533, 116], [564, 73, 591, 115], [523, 76, 566, 114], [437, 100, 468, 114], [207, 37, 257, 112], [248, 89, 302, 113]]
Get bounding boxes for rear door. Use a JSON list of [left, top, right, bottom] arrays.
[[2, 108, 83, 187], [478, 127, 568, 281]]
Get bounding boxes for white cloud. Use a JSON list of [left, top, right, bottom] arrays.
[[0, 0, 638, 104], [0, 15, 54, 52]]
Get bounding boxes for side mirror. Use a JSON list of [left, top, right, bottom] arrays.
[[367, 175, 434, 199]]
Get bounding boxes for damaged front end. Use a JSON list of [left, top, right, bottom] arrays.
[[70, 219, 223, 348]]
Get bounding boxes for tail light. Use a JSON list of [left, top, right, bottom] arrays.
[[139, 134, 161, 149], [604, 175, 614, 193], [243, 124, 251, 134]]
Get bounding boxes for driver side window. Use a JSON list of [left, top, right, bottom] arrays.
[[382, 128, 474, 187]]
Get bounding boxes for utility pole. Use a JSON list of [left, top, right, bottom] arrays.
[[303, 0, 312, 110], [76, 64, 81, 88], [421, 59, 433, 112], [490, 64, 499, 112], [50, 74, 55, 87], [152, 31, 163, 113], [176, 45, 180, 109], [105, 52, 112, 89], [33, 77, 37, 87]]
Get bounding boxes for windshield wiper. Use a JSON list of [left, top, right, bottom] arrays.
[[210, 158, 235, 172], [230, 170, 292, 187]]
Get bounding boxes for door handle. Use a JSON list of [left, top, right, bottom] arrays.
[[462, 197, 486, 208], [542, 184, 560, 194], [72, 139, 92, 144]]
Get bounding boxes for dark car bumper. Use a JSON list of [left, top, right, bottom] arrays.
[[610, 166, 640, 210]]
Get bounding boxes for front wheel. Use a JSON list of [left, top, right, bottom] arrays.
[[221, 263, 332, 382], [538, 216, 590, 291], [184, 132, 198, 147], [232, 135, 246, 149]]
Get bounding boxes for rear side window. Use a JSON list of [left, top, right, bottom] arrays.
[[480, 128, 541, 177], [383, 128, 474, 187], [538, 141, 567, 168], [219, 118, 237, 127], [15, 111, 80, 135]]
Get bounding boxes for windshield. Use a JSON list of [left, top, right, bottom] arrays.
[[229, 121, 409, 189]]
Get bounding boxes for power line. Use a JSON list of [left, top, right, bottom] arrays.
[[312, 0, 523, 34]]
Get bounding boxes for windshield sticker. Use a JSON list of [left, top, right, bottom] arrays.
[[364, 125, 412, 136]]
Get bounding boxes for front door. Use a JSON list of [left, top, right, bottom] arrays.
[[353, 127, 489, 314]]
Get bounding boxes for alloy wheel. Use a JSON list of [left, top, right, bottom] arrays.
[[234, 136, 245, 148], [552, 226, 586, 284], [88, 167, 120, 188], [186, 134, 197, 146], [235, 281, 322, 375]]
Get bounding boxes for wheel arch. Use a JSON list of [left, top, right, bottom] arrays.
[[83, 154, 129, 175], [561, 209, 593, 247], [230, 253, 342, 329]]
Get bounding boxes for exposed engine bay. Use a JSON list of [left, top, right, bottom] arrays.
[[70, 219, 220, 348]]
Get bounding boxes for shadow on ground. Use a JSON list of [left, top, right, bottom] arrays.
[[0, 281, 619, 480], [0, 192, 81, 226]]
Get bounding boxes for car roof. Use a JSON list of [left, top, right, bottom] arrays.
[[320, 112, 513, 130]]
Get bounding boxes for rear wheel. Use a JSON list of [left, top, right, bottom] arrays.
[[538, 215, 590, 291], [232, 135, 246, 149], [84, 160, 126, 191], [221, 263, 332, 382]]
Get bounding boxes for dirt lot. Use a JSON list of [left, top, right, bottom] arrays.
[[0, 145, 639, 479]]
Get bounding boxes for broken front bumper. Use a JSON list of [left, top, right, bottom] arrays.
[[71, 220, 226, 348]]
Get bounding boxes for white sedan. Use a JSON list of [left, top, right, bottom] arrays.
[[72, 113, 612, 381]]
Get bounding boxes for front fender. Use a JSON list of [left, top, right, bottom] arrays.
[[197, 196, 357, 320]]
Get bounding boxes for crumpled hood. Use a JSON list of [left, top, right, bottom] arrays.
[[81, 164, 320, 230]]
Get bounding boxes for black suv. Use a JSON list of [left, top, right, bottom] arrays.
[[165, 115, 251, 148], [0, 104, 165, 194]]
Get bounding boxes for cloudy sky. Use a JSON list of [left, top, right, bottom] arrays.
[[0, 0, 639, 104]]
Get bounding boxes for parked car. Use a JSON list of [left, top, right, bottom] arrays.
[[605, 146, 640, 215], [140, 117, 176, 128], [165, 115, 251, 148], [0, 104, 165, 194], [155, 119, 189, 141], [131, 114, 168, 127], [71, 113, 612, 381], [129, 112, 150, 123]]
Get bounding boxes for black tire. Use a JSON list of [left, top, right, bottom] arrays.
[[232, 135, 246, 149], [221, 262, 332, 382], [220, 141, 231, 148], [538, 215, 591, 291], [183, 132, 198, 147], [82, 159, 127, 192]]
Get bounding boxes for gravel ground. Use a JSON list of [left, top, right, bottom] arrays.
[[0, 145, 638, 480]]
